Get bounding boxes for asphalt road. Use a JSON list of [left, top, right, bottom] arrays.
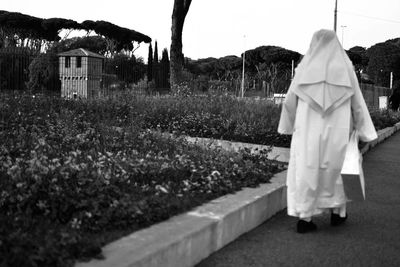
[[197, 131, 400, 267]]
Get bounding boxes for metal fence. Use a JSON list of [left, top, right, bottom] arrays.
[[0, 47, 170, 97], [0, 47, 390, 105], [360, 83, 391, 108], [0, 47, 37, 91]]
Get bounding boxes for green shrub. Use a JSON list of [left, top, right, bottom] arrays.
[[0, 94, 284, 266], [369, 108, 400, 130], [1, 92, 399, 266]]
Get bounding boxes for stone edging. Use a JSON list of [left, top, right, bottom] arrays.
[[360, 122, 400, 155], [76, 122, 400, 267], [184, 136, 290, 163]]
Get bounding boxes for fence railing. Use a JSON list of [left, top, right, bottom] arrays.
[[0, 47, 37, 91], [360, 83, 391, 108], [0, 47, 170, 97], [0, 47, 391, 106]]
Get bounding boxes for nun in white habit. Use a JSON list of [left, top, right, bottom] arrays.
[[278, 29, 377, 233]]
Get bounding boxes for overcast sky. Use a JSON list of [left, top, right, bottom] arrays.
[[2, 0, 400, 61]]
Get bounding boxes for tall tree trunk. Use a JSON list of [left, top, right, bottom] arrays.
[[170, 0, 192, 89]]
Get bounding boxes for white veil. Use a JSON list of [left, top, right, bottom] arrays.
[[291, 29, 355, 114]]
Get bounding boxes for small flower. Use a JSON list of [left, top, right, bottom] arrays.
[[155, 184, 169, 194], [38, 138, 46, 146], [36, 200, 47, 210], [160, 162, 169, 170], [211, 170, 221, 177], [71, 218, 81, 229], [1, 191, 9, 198], [110, 200, 119, 208]]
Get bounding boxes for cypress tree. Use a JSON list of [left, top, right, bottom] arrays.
[[161, 48, 170, 88], [147, 43, 153, 82], [153, 41, 159, 64], [153, 41, 159, 87]]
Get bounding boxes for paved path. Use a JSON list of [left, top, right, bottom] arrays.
[[197, 131, 400, 267]]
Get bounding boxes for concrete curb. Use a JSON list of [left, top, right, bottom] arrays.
[[184, 136, 290, 163], [76, 172, 287, 267], [361, 122, 400, 155], [76, 122, 400, 267]]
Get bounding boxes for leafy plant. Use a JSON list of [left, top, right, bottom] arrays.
[[0, 93, 284, 266]]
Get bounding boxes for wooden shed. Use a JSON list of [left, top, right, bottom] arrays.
[[58, 48, 105, 99]]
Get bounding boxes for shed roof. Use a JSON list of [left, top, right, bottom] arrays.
[[58, 48, 105, 59]]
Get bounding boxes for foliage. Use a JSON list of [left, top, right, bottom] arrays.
[[93, 92, 400, 149], [129, 93, 291, 147], [53, 36, 108, 56], [153, 41, 159, 64], [153, 41, 161, 88], [27, 51, 61, 92], [185, 46, 301, 94], [0, 93, 284, 266], [147, 43, 153, 82], [0, 10, 84, 51], [41, 18, 82, 40], [1, 89, 400, 266], [81, 20, 151, 50], [170, 82, 195, 97], [244, 46, 301, 71], [366, 38, 400, 87], [159, 48, 170, 88], [104, 54, 146, 85], [0, 47, 34, 90], [347, 46, 369, 71], [369, 108, 400, 130], [0, 10, 151, 56]]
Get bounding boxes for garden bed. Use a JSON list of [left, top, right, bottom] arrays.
[[0, 94, 284, 267], [70, 92, 399, 148], [1, 92, 399, 267]]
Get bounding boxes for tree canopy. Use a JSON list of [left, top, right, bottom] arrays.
[[53, 36, 108, 55], [244, 46, 301, 66], [347, 46, 368, 68], [0, 10, 151, 54], [0, 10, 85, 49], [366, 38, 400, 87], [81, 20, 151, 51]]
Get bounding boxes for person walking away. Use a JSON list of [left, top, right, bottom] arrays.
[[278, 29, 377, 233]]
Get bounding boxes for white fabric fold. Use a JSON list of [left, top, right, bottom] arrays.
[[296, 29, 353, 88], [292, 29, 355, 115], [292, 83, 354, 114]]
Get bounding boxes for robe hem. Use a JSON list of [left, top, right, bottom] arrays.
[[287, 201, 348, 218]]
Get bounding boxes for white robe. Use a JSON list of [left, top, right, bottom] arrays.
[[278, 29, 377, 218]]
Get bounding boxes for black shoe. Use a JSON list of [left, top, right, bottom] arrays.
[[297, 220, 317, 233], [331, 213, 348, 226]]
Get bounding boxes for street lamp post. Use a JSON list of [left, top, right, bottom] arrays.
[[291, 60, 294, 80], [334, 0, 338, 32], [390, 72, 393, 89], [241, 35, 246, 97], [341, 25, 347, 48]]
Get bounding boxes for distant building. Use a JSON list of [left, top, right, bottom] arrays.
[[58, 48, 105, 99]]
